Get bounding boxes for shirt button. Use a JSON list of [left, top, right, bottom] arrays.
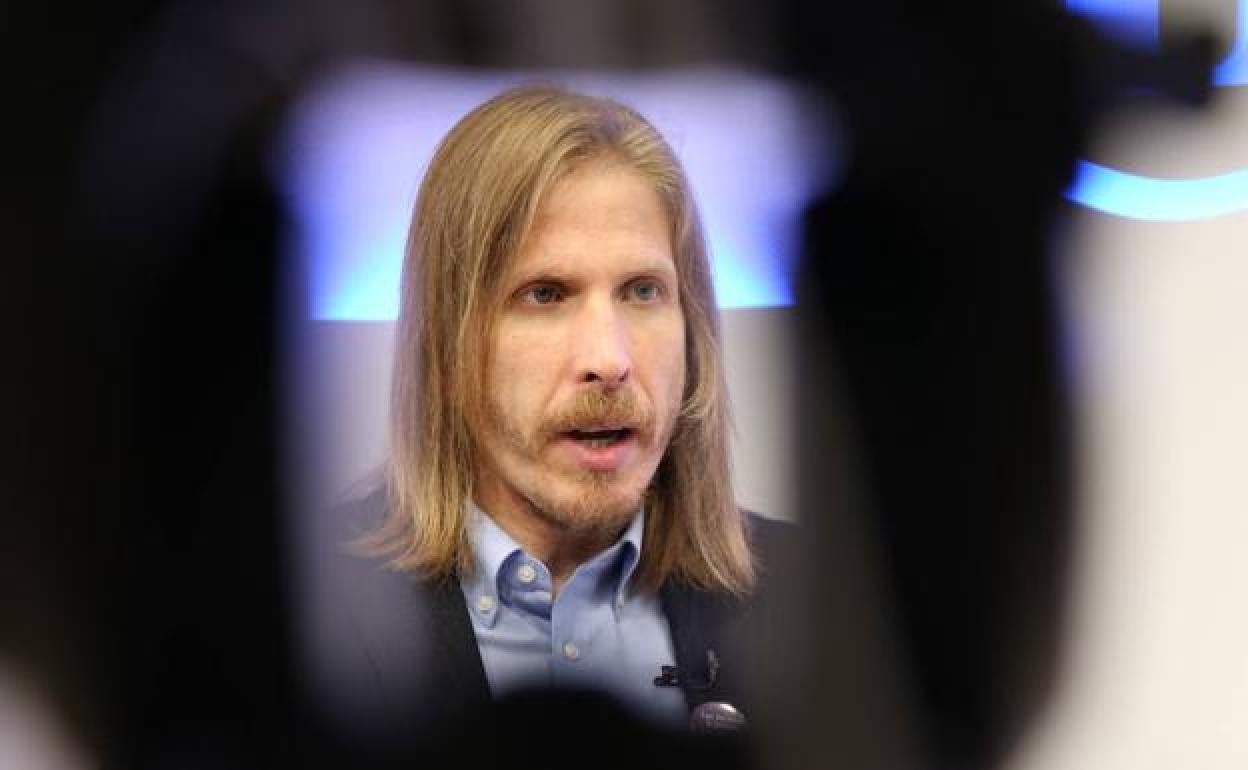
[[516, 563, 537, 584], [562, 642, 580, 661], [477, 595, 496, 613]]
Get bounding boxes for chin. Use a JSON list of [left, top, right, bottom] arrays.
[[532, 474, 648, 534]]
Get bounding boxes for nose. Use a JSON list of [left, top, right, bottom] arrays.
[[573, 296, 632, 388]]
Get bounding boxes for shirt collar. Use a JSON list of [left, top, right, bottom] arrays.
[[612, 507, 645, 609], [462, 502, 645, 626], [462, 503, 521, 629]]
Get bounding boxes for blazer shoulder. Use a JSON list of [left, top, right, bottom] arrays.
[[312, 483, 490, 745], [744, 509, 796, 533], [743, 510, 799, 558], [332, 483, 390, 534]]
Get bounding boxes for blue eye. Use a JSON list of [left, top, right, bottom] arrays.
[[524, 284, 562, 304], [630, 280, 662, 302]]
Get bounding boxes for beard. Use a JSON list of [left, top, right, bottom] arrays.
[[522, 468, 644, 541], [481, 387, 671, 537]]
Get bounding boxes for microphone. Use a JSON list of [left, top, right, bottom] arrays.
[[653, 649, 719, 690], [654, 650, 748, 732], [689, 701, 746, 733]]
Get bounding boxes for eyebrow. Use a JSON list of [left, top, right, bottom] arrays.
[[508, 259, 678, 286], [507, 265, 575, 285]]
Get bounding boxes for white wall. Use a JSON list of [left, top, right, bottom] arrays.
[[1008, 81, 1248, 770]]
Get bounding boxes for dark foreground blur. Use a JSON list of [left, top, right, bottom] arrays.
[[4, 1, 1218, 768]]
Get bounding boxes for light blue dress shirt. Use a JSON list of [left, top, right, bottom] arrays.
[[460, 504, 688, 727]]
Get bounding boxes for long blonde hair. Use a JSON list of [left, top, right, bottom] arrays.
[[372, 84, 754, 595]]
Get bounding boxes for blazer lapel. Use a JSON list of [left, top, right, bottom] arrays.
[[419, 576, 492, 714], [660, 580, 747, 714]]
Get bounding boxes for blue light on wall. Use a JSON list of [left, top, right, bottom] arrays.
[[1064, 0, 1248, 219], [1065, 0, 1248, 85], [1065, 0, 1160, 45], [280, 67, 833, 321], [1068, 160, 1248, 221], [1214, 1, 1248, 86]]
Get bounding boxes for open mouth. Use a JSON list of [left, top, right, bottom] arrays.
[[565, 427, 633, 449]]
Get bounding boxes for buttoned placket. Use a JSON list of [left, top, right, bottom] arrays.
[[464, 504, 673, 715]]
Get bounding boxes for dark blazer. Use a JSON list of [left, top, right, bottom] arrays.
[[310, 488, 795, 758]]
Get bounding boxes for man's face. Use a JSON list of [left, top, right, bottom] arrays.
[[473, 160, 686, 537]]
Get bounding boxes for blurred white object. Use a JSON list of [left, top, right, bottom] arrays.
[[0, 662, 90, 770], [1008, 64, 1248, 770]]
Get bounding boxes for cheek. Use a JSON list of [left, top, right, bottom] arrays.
[[665, 335, 686, 393], [645, 320, 688, 409], [675, 321, 689, 391], [487, 328, 557, 425]]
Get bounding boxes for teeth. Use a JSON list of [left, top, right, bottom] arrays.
[[572, 429, 627, 448]]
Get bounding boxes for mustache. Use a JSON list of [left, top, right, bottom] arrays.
[[540, 388, 656, 444]]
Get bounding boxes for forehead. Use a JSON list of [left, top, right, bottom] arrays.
[[506, 161, 676, 278]]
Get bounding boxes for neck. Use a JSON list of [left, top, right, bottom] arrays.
[[486, 502, 621, 595]]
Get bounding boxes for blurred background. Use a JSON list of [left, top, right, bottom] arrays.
[[5, 0, 1246, 768]]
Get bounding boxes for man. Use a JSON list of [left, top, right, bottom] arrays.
[[325, 85, 792, 752]]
